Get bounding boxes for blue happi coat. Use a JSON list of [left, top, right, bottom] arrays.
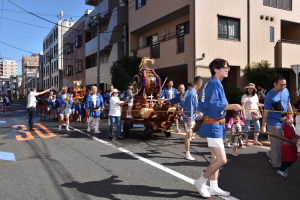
[[58, 93, 73, 114], [84, 94, 104, 117], [161, 87, 179, 99], [198, 77, 228, 138], [180, 88, 198, 123]]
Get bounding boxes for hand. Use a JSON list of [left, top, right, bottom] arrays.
[[260, 126, 266, 134], [243, 116, 247, 120], [231, 104, 243, 111], [297, 141, 300, 146]]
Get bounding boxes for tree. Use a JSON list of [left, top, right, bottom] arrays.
[[110, 55, 141, 91], [245, 60, 280, 90]]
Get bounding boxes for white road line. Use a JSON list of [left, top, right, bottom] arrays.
[[70, 126, 239, 200]]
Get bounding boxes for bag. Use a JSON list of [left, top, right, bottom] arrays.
[[272, 101, 284, 112], [251, 110, 262, 120], [1, 107, 4, 111]]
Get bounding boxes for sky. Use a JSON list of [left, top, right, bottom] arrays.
[[0, 0, 94, 74]]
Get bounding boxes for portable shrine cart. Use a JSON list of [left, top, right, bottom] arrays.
[[121, 57, 177, 138]]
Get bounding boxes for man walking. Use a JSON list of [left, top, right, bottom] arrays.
[[260, 76, 293, 169], [27, 87, 50, 130], [180, 76, 203, 161]]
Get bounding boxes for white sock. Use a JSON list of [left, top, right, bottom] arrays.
[[186, 151, 191, 157], [210, 180, 218, 189], [198, 173, 208, 185]]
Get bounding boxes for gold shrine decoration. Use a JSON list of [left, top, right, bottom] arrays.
[[139, 57, 155, 70]]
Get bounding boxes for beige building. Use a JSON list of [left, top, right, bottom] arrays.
[[0, 60, 18, 79], [21, 55, 39, 95], [129, 0, 299, 100]]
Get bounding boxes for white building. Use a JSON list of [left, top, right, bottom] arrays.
[[85, 0, 128, 91], [42, 19, 76, 91], [0, 60, 18, 79]]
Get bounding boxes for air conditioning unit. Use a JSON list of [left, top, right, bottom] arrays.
[[139, 36, 145, 47]]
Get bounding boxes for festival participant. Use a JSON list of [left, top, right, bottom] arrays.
[[260, 76, 292, 169], [170, 84, 185, 132], [195, 59, 242, 198], [46, 91, 54, 119], [126, 82, 137, 118], [104, 85, 114, 124], [180, 77, 203, 161], [57, 86, 72, 131], [26, 87, 50, 130], [160, 79, 178, 99], [49, 95, 59, 120], [3, 93, 12, 114], [85, 86, 104, 133], [108, 89, 127, 138], [37, 92, 47, 120]]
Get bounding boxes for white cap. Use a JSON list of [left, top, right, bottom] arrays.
[[112, 89, 119, 93]]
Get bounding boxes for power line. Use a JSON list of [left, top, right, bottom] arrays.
[[2, 17, 52, 29], [0, 40, 37, 54]]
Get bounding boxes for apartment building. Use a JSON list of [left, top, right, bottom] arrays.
[[42, 19, 76, 92], [20, 55, 39, 95], [85, 0, 128, 91], [63, 10, 92, 88], [0, 60, 18, 79], [129, 0, 299, 99]]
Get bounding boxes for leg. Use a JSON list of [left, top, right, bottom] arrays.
[[87, 117, 94, 132], [279, 161, 294, 172], [94, 117, 100, 133], [108, 116, 115, 137], [65, 115, 70, 130], [267, 125, 283, 168], [59, 114, 64, 130], [184, 122, 195, 161], [116, 116, 122, 137], [244, 120, 252, 145], [252, 119, 261, 144]]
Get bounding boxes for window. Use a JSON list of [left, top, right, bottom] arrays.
[[176, 21, 190, 53], [75, 35, 82, 48], [147, 34, 160, 58], [27, 60, 33, 65], [270, 26, 274, 42], [218, 16, 240, 40], [75, 61, 82, 73], [65, 43, 72, 54], [263, 0, 292, 10], [66, 65, 72, 76], [136, 0, 146, 9]]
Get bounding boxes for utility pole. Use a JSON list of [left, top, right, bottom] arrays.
[[96, 0, 101, 89]]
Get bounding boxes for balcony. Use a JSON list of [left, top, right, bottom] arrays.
[[275, 39, 300, 68]]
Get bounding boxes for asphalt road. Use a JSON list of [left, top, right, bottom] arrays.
[[0, 100, 299, 200]]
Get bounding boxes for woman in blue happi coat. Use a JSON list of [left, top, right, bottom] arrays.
[[84, 86, 104, 133], [194, 59, 242, 198]]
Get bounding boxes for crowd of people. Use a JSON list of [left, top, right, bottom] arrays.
[[22, 58, 300, 198]]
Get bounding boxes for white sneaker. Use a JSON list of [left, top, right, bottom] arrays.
[[87, 128, 91, 133], [95, 131, 100, 133], [58, 125, 62, 130], [185, 154, 196, 161], [208, 187, 230, 197], [91, 125, 95, 129], [226, 143, 231, 148], [240, 146, 246, 149], [66, 127, 70, 131], [194, 179, 211, 198], [176, 127, 181, 132]]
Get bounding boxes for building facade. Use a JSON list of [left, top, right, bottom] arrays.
[[9, 75, 22, 99], [20, 55, 39, 95], [85, 0, 128, 91], [42, 19, 76, 92], [63, 11, 92, 89], [129, 0, 299, 100], [0, 60, 18, 79]]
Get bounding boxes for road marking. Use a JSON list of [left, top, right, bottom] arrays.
[[12, 124, 56, 140], [0, 151, 16, 161], [0, 121, 6, 123], [70, 126, 239, 200]]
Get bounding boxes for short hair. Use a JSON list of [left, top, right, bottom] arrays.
[[108, 84, 113, 87], [167, 79, 174, 84], [258, 83, 264, 88], [194, 76, 203, 85], [178, 84, 185, 88], [91, 86, 97, 90], [127, 82, 133, 87], [31, 87, 36, 91], [187, 83, 193, 87], [209, 58, 229, 76], [274, 76, 286, 84]]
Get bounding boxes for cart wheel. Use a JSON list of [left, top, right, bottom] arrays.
[[143, 128, 152, 138], [123, 122, 130, 136], [165, 132, 171, 137]]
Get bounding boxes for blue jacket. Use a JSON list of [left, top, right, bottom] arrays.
[[180, 88, 198, 123], [103, 91, 112, 108], [84, 94, 104, 117], [198, 77, 228, 138], [161, 87, 178, 99]]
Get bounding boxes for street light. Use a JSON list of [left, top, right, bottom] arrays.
[[292, 64, 300, 96]]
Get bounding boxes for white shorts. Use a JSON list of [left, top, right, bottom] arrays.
[[207, 138, 224, 148], [184, 121, 195, 133], [60, 113, 70, 116], [128, 102, 133, 107]]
